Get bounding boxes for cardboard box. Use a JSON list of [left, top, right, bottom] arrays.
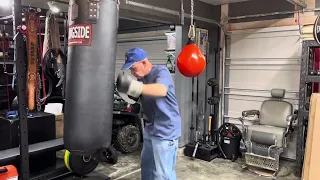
[[302, 93, 320, 180], [55, 114, 64, 138]]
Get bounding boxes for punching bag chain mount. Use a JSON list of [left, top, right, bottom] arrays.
[[188, 0, 195, 40], [117, 0, 120, 10]]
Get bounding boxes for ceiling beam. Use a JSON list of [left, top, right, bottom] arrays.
[[286, 0, 307, 8], [197, 0, 251, 5]]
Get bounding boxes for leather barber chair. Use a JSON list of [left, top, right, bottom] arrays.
[[238, 89, 297, 179]]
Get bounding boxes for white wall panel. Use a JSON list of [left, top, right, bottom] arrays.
[[224, 25, 301, 160]]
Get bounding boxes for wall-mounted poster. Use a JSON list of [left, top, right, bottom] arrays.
[[195, 28, 208, 56]]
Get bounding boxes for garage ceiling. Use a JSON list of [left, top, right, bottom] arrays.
[[199, 0, 306, 7], [198, 0, 251, 5], [0, 0, 306, 17], [22, 0, 306, 9], [21, 0, 68, 12]]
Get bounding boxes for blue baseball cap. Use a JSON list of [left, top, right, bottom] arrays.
[[121, 47, 147, 70]]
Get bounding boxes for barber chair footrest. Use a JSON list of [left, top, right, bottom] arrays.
[[245, 153, 277, 171]]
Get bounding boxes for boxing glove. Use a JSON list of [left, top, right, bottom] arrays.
[[116, 73, 143, 98], [128, 95, 140, 102]]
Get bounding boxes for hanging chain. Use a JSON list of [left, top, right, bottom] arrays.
[[188, 0, 195, 39], [117, 0, 120, 10], [190, 0, 194, 25]]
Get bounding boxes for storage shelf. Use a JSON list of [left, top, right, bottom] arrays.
[[304, 76, 320, 83], [299, 110, 309, 118], [296, 40, 320, 177]]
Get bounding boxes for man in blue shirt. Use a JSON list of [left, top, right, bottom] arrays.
[[116, 47, 181, 180]]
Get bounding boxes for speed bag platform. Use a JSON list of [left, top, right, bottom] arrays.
[[184, 143, 220, 162]]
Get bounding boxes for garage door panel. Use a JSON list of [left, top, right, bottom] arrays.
[[229, 26, 299, 35], [114, 32, 169, 102], [224, 26, 301, 160], [116, 38, 167, 72], [227, 96, 298, 118], [228, 69, 300, 91], [230, 30, 299, 40], [230, 36, 301, 59], [227, 89, 299, 99], [228, 59, 301, 65], [227, 98, 265, 118], [229, 66, 301, 71], [117, 40, 167, 60]]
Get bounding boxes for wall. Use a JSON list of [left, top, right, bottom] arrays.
[[223, 26, 301, 159], [0, 7, 11, 16], [218, 0, 313, 160]]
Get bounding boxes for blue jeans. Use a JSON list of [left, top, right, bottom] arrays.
[[141, 131, 179, 180]]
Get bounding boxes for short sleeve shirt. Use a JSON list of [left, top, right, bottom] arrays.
[[139, 65, 181, 140]]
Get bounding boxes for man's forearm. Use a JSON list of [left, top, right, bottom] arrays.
[[142, 83, 167, 97]]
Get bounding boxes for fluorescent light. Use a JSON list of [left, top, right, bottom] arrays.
[[0, 0, 11, 8], [50, 6, 60, 13], [47, 1, 60, 14]]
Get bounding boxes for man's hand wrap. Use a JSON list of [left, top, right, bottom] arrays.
[[116, 73, 143, 98]]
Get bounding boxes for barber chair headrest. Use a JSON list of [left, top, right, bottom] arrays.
[[271, 89, 285, 99]]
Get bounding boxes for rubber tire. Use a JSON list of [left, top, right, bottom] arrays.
[[115, 125, 141, 153], [101, 146, 119, 164]]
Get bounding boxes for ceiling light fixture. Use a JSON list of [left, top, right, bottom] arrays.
[[48, 1, 60, 14], [0, 0, 11, 8]]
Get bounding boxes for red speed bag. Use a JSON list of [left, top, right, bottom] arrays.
[[177, 39, 206, 77], [0, 165, 18, 180]]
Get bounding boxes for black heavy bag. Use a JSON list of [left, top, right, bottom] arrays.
[[64, 0, 118, 156]]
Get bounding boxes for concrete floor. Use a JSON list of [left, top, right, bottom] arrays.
[[91, 149, 300, 180]]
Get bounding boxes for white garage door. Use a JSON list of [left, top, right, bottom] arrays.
[[116, 30, 169, 77], [222, 25, 301, 160]]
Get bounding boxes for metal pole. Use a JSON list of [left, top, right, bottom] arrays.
[[220, 34, 227, 126], [63, 18, 68, 55], [12, 0, 29, 179], [180, 0, 184, 25]]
